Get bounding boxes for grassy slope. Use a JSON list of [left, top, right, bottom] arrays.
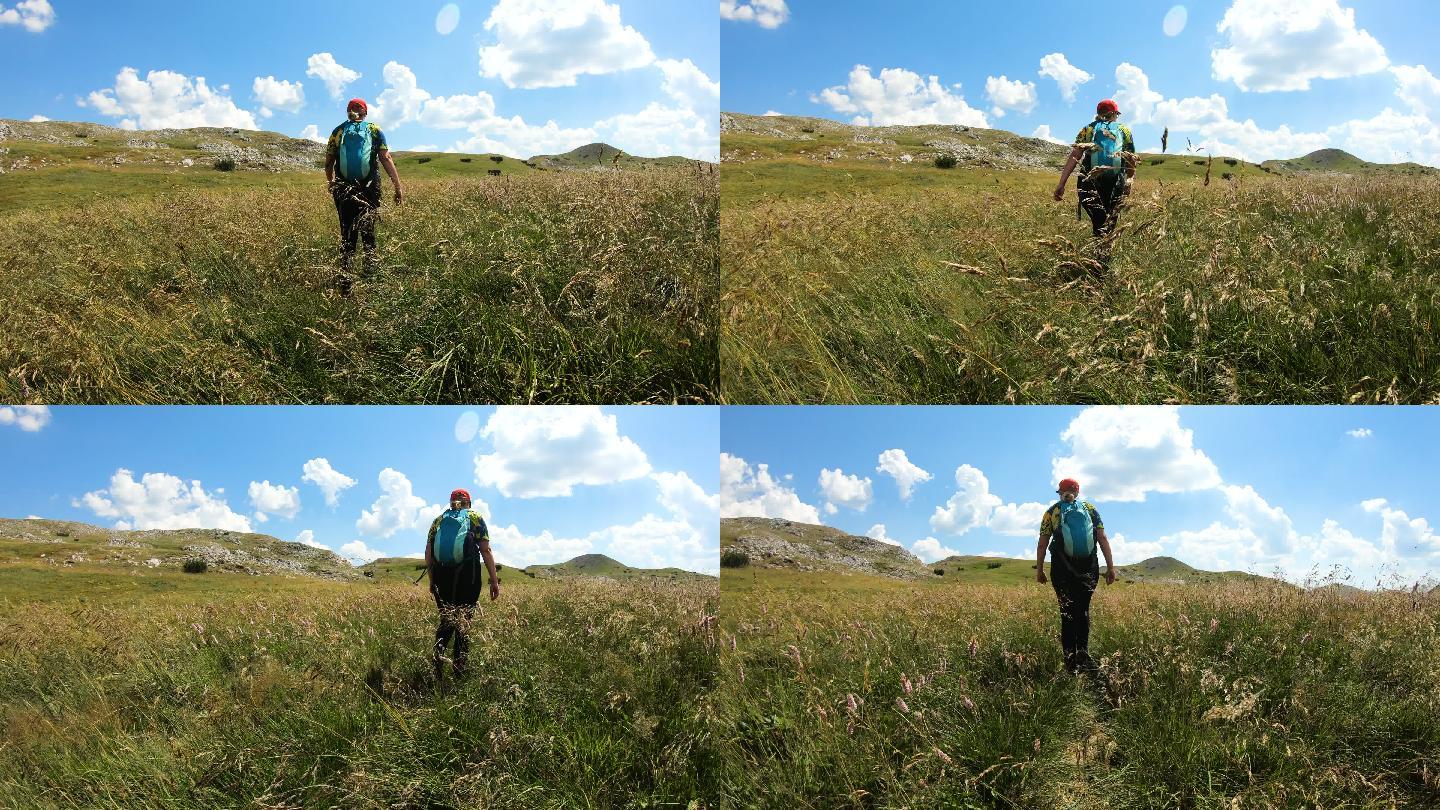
[[0, 545, 718, 806], [721, 121, 1440, 404], [717, 567, 1440, 807]]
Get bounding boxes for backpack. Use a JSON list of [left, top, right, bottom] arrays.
[[1087, 120, 1125, 173], [336, 121, 375, 182], [433, 508, 475, 566], [1057, 500, 1096, 559]]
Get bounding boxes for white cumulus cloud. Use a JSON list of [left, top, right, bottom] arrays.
[[985, 74, 1037, 118], [78, 469, 251, 532], [248, 480, 301, 521], [720, 453, 820, 523], [815, 65, 988, 128], [302, 458, 356, 507], [252, 76, 304, 118], [1052, 406, 1222, 502], [1106, 531, 1166, 564], [988, 501, 1048, 536], [1039, 52, 1093, 103], [0, 405, 50, 432], [338, 539, 385, 565], [911, 536, 960, 564], [1347, 428, 1373, 438], [355, 469, 445, 539], [1031, 124, 1067, 145], [720, 0, 788, 28], [0, 0, 54, 32], [1211, 0, 1388, 92], [479, 0, 655, 89], [875, 448, 932, 501], [652, 471, 719, 523], [294, 529, 328, 550], [1391, 64, 1440, 118], [930, 464, 1002, 535], [82, 67, 257, 131], [299, 124, 325, 143], [818, 467, 873, 513], [474, 406, 650, 498], [306, 53, 361, 99]]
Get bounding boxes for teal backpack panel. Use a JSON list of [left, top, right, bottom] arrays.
[[1058, 500, 1096, 558], [1088, 121, 1125, 172], [337, 121, 374, 182], [434, 508, 470, 565]]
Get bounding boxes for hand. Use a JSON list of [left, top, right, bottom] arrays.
[[393, 188, 404, 205], [489, 578, 500, 601], [1036, 568, 1047, 584], [1052, 187, 1064, 202], [1104, 568, 1116, 585]]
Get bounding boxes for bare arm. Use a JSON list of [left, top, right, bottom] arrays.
[[1036, 534, 1049, 583], [1054, 146, 1084, 200], [325, 152, 336, 184], [1096, 527, 1116, 583], [379, 150, 403, 203], [424, 521, 436, 588], [480, 539, 500, 600]]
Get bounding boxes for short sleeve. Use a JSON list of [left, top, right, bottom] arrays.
[[1039, 505, 1057, 537], [325, 125, 342, 158], [1075, 125, 1092, 145], [1086, 502, 1104, 530], [470, 511, 489, 543], [371, 124, 388, 151], [1121, 126, 1135, 154]]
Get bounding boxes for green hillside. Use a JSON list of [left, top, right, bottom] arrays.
[[530, 141, 702, 171]]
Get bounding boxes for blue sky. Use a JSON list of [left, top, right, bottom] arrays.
[[721, 406, 1440, 588], [2, 0, 718, 159], [722, 0, 1440, 166], [0, 405, 720, 573]]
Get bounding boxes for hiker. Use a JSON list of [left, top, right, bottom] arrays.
[[1052, 99, 1136, 249], [324, 98, 403, 294], [1035, 478, 1116, 675], [425, 488, 499, 680]]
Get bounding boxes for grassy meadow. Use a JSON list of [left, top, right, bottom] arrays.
[[721, 127, 1440, 404], [0, 132, 717, 404], [716, 568, 1440, 808], [0, 567, 718, 808]]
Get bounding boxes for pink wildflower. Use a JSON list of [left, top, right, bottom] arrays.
[[896, 696, 910, 713], [968, 638, 979, 657], [1209, 618, 1219, 632], [963, 696, 975, 712], [933, 747, 953, 765], [846, 693, 859, 716], [902, 674, 913, 694]]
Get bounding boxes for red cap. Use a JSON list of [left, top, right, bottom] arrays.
[[449, 488, 470, 503], [1058, 478, 1080, 493], [347, 98, 368, 115], [1096, 99, 1119, 115]]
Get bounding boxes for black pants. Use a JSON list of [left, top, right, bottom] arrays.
[[432, 561, 481, 675], [1077, 172, 1124, 238], [1051, 558, 1099, 672], [332, 180, 381, 266]]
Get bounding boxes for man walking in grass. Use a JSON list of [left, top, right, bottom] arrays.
[[324, 98, 403, 295], [426, 488, 499, 681], [1036, 478, 1116, 676], [1052, 99, 1137, 262]]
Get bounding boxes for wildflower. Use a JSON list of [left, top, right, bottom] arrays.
[[933, 747, 953, 765], [896, 696, 910, 713], [963, 696, 975, 712], [901, 673, 913, 694], [1209, 618, 1219, 632], [846, 693, 859, 716], [1033, 738, 1042, 752], [968, 637, 979, 657]]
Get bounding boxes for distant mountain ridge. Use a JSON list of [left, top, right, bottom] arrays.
[[0, 119, 706, 177], [360, 552, 714, 583], [720, 112, 1437, 178], [722, 517, 1281, 586]]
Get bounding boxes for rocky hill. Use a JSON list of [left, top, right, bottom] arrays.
[[0, 517, 359, 581], [720, 517, 931, 579], [0, 118, 325, 174]]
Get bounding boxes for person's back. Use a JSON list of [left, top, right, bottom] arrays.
[[426, 489, 499, 681], [323, 98, 403, 294], [1052, 100, 1137, 261]]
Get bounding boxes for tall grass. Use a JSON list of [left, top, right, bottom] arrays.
[[717, 575, 1440, 808], [0, 579, 718, 808], [722, 174, 1440, 403], [0, 167, 718, 403]]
